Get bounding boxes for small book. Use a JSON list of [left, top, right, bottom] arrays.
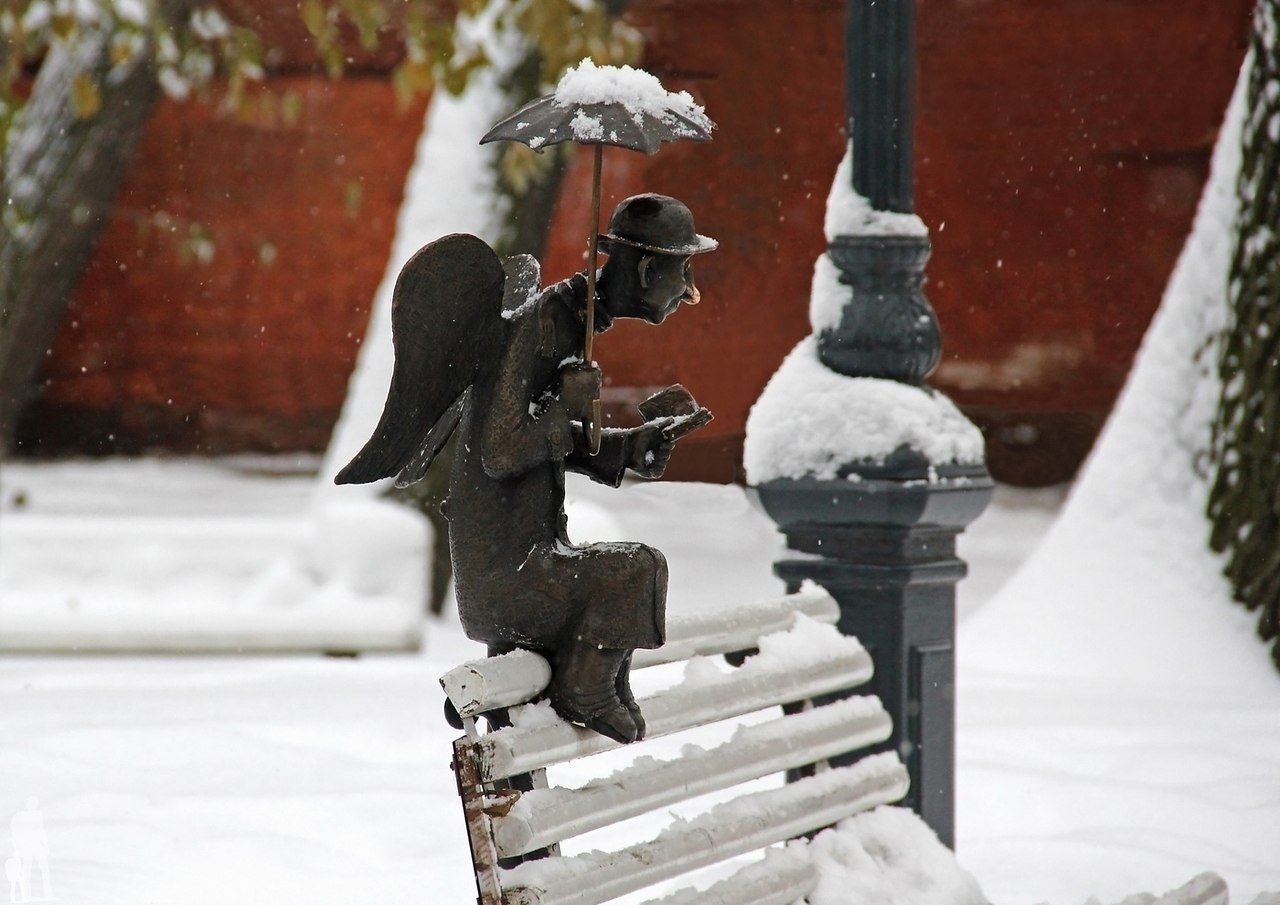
[[638, 384, 713, 441]]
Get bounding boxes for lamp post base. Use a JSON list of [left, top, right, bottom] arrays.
[[756, 456, 992, 847]]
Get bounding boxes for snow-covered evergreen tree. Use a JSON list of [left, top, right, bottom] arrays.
[[1208, 0, 1280, 671]]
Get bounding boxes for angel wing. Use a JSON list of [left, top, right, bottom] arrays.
[[387, 254, 544, 488], [334, 233, 506, 486]]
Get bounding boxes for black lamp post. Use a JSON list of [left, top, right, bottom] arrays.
[[846, 0, 917, 214], [822, 0, 938, 386], [753, 0, 992, 848]]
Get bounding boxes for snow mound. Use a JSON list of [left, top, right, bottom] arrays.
[[508, 699, 560, 729], [809, 251, 848, 333], [807, 807, 989, 905], [751, 611, 863, 669], [958, 55, 1264, 686], [0, 462, 425, 651], [956, 55, 1280, 905], [744, 337, 984, 483], [244, 497, 427, 610], [1083, 871, 1226, 905], [645, 806, 985, 905]]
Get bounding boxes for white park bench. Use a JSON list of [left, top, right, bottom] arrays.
[[439, 584, 911, 905]]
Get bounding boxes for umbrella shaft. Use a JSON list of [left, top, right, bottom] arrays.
[[585, 145, 603, 364]]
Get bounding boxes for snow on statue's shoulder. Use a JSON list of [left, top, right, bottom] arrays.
[[552, 58, 712, 134], [743, 337, 983, 483]]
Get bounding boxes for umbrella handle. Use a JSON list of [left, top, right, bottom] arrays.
[[560, 363, 603, 455], [585, 399, 603, 455]]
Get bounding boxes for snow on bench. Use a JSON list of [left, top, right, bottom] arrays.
[[440, 584, 910, 905], [439, 587, 843, 720]]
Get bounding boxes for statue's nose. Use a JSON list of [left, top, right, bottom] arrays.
[[681, 278, 701, 306]]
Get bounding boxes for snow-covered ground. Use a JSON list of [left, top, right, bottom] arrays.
[[0, 460, 1275, 904], [0, 456, 426, 653]]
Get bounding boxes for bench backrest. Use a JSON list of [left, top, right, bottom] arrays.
[[440, 583, 909, 905]]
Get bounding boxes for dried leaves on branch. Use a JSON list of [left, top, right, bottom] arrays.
[[296, 0, 641, 192], [1208, 0, 1280, 670], [0, 0, 639, 450], [0, 1, 264, 148]]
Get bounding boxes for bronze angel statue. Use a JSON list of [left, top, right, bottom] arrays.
[[336, 194, 715, 743]]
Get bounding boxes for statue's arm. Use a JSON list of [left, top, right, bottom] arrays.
[[567, 422, 676, 485], [566, 427, 631, 487], [479, 312, 575, 481]]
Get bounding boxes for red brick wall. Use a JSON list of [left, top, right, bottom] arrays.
[[919, 0, 1251, 482], [20, 0, 1253, 484], [18, 77, 427, 454], [540, 0, 1251, 482], [542, 0, 849, 482]]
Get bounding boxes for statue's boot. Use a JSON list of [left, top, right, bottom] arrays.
[[614, 652, 645, 740], [549, 641, 639, 744]]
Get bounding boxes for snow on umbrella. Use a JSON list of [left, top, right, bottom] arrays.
[[481, 60, 715, 154], [481, 59, 716, 453]]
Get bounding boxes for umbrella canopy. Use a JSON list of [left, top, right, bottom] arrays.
[[480, 60, 715, 153]]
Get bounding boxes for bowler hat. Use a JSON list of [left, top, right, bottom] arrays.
[[599, 194, 718, 256]]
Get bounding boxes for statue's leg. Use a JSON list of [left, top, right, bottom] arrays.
[[549, 541, 666, 744], [571, 543, 668, 650], [481, 540, 666, 745], [547, 640, 639, 744]]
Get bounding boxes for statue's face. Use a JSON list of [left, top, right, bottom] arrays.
[[636, 254, 696, 324]]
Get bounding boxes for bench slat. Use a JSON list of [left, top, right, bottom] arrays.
[[440, 588, 838, 720], [440, 651, 554, 724], [474, 629, 873, 783], [638, 850, 816, 905], [631, 588, 838, 669], [493, 696, 891, 857], [500, 753, 909, 905]]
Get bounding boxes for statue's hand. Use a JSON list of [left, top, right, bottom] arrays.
[[626, 422, 675, 479], [558, 363, 602, 423]]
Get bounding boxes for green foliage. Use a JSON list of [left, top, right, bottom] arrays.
[[0, 0, 641, 266], [511, 0, 639, 84], [0, 1, 267, 156], [1207, 0, 1280, 671], [300, 0, 643, 109], [494, 0, 642, 198], [300, 0, 642, 250], [1, 0, 641, 174]]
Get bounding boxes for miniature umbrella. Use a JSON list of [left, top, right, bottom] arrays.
[[481, 59, 715, 452]]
